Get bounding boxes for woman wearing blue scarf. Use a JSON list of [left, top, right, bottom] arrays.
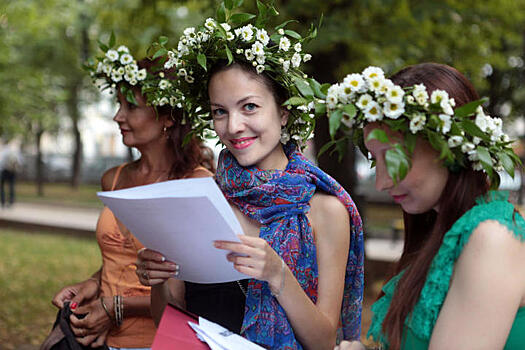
[[136, 3, 364, 348]]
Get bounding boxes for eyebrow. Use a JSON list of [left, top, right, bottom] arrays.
[[210, 95, 260, 108]]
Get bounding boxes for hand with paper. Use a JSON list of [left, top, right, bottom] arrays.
[[135, 248, 179, 286]]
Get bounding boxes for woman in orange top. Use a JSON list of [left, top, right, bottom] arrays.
[[51, 52, 213, 349]]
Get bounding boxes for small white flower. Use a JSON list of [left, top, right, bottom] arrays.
[[252, 61, 257, 67], [117, 45, 129, 53], [501, 134, 510, 143], [406, 95, 415, 104], [440, 99, 454, 115], [386, 85, 405, 104], [341, 114, 355, 128], [256, 28, 269, 46], [410, 113, 426, 134], [159, 97, 169, 106], [159, 72, 165, 78], [116, 66, 125, 75], [291, 52, 302, 68], [251, 41, 265, 56], [438, 114, 452, 134], [448, 135, 463, 147], [201, 33, 210, 42], [338, 83, 353, 103], [461, 142, 475, 153], [240, 26, 254, 41], [178, 68, 187, 77], [384, 101, 405, 119], [124, 71, 136, 82], [137, 69, 147, 81], [278, 28, 285, 35], [159, 79, 171, 90], [326, 86, 339, 109], [204, 18, 216, 30], [256, 65, 265, 74], [364, 101, 383, 122], [177, 42, 189, 56], [245, 50, 255, 61], [282, 60, 290, 73], [226, 32, 234, 41], [169, 96, 178, 106], [129, 78, 137, 86], [475, 112, 488, 132], [183, 27, 196, 36], [356, 94, 373, 110], [256, 55, 265, 65], [106, 49, 119, 62], [220, 23, 231, 31], [185, 75, 194, 83], [120, 53, 133, 65], [294, 43, 302, 52], [368, 77, 384, 93], [102, 64, 112, 75], [303, 53, 312, 62], [279, 37, 291, 51], [473, 162, 484, 171], [473, 136, 481, 145], [236, 48, 243, 54], [431, 89, 449, 105], [343, 73, 365, 92], [111, 71, 123, 82], [378, 79, 394, 95], [449, 98, 456, 107], [96, 62, 103, 73], [413, 84, 429, 105], [125, 63, 138, 73], [362, 66, 385, 81]]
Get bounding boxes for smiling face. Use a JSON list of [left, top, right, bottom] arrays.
[[364, 122, 449, 213], [113, 88, 173, 148], [208, 66, 289, 170]]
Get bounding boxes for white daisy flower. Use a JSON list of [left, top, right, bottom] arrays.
[[125, 63, 138, 73], [431, 89, 449, 105], [338, 83, 353, 103], [356, 94, 373, 110], [475, 112, 488, 132], [291, 52, 302, 68], [413, 84, 429, 106], [106, 49, 119, 62], [251, 41, 265, 56], [384, 101, 405, 119], [227, 32, 235, 41], [256, 65, 265, 74], [116, 66, 125, 75], [178, 68, 187, 77], [378, 79, 394, 95], [294, 43, 302, 52], [362, 66, 385, 81], [438, 114, 452, 134], [278, 28, 285, 35], [169, 96, 178, 106], [137, 69, 147, 81], [282, 60, 290, 73], [501, 134, 510, 143], [96, 62, 104, 73], [473, 136, 481, 145], [364, 101, 383, 122], [256, 28, 269, 46], [159, 97, 169, 106], [159, 79, 171, 90], [440, 99, 454, 115], [448, 135, 463, 147], [117, 45, 129, 53], [102, 64, 112, 75], [343, 73, 365, 92], [256, 55, 265, 65], [240, 26, 254, 41], [119, 53, 133, 65], [326, 85, 340, 109], [111, 71, 123, 82], [245, 50, 255, 61], [472, 162, 484, 171], [124, 71, 136, 82], [409, 113, 426, 134], [129, 79, 137, 86], [369, 77, 384, 93], [204, 18, 216, 30], [185, 75, 194, 83], [183, 27, 196, 37], [279, 37, 291, 51], [303, 53, 312, 62], [201, 33, 210, 42], [220, 23, 231, 31], [406, 95, 415, 104], [449, 98, 456, 107], [386, 85, 405, 104], [461, 142, 475, 153]]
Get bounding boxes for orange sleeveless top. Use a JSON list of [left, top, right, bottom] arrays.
[[97, 164, 155, 348]]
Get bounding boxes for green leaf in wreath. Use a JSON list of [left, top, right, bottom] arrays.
[[317, 140, 335, 159], [329, 109, 343, 138], [158, 36, 168, 46], [476, 146, 493, 167], [216, 2, 227, 23], [386, 144, 411, 184], [308, 78, 326, 99], [404, 132, 417, 154], [285, 29, 302, 40], [460, 120, 490, 141], [197, 53, 207, 71], [224, 0, 234, 10], [292, 77, 314, 97], [499, 152, 515, 178], [152, 47, 168, 60], [224, 45, 233, 64], [453, 98, 488, 118], [109, 31, 116, 48], [98, 40, 109, 52], [275, 19, 299, 31], [315, 102, 326, 115], [343, 104, 356, 118], [233, 0, 244, 7], [366, 128, 389, 144], [283, 96, 307, 106], [230, 13, 257, 25]]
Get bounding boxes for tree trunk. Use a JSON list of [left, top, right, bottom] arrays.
[[67, 82, 83, 189], [35, 122, 44, 197]]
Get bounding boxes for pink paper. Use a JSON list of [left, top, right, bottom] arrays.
[[152, 303, 210, 350]]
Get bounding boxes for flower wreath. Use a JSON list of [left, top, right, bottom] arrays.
[[322, 66, 522, 189], [150, 0, 325, 144], [85, 33, 185, 114]]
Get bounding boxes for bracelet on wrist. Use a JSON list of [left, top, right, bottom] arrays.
[[100, 297, 114, 325], [113, 295, 124, 327], [271, 259, 286, 298]]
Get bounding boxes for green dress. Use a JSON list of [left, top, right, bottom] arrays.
[[368, 191, 525, 349]]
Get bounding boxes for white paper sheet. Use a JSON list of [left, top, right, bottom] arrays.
[[189, 318, 265, 350], [97, 177, 247, 283]]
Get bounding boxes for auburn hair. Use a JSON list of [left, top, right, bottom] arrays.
[[136, 58, 215, 178], [381, 63, 489, 349]]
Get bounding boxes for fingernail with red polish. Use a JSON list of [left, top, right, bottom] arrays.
[[70, 302, 77, 309]]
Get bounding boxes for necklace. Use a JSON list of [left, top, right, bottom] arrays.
[[236, 280, 247, 297]]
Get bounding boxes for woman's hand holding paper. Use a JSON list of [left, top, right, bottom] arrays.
[[135, 248, 180, 286]]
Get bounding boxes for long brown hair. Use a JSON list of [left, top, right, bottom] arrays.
[[381, 63, 490, 349], [137, 58, 215, 178]]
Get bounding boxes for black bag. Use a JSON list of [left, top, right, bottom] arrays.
[[40, 301, 109, 350]]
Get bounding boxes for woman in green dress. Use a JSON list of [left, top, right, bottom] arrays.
[[330, 63, 525, 350]]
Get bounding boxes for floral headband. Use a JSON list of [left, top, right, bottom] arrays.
[[85, 34, 185, 113], [322, 66, 522, 189], [150, 0, 324, 143]]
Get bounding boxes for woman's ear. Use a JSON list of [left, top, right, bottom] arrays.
[[280, 108, 290, 127], [162, 115, 175, 128]]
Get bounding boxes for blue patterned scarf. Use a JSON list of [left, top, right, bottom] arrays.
[[215, 145, 364, 349]]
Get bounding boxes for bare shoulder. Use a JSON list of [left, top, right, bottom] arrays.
[[309, 192, 349, 239], [101, 164, 126, 191], [186, 167, 214, 179], [467, 219, 525, 257]]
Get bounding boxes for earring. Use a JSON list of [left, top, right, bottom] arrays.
[[163, 126, 170, 139]]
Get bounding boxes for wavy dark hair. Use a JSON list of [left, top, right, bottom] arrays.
[[380, 63, 490, 350], [133, 58, 215, 178]]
